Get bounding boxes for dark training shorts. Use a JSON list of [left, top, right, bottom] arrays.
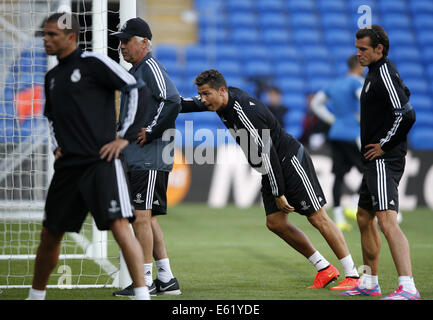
[[127, 170, 169, 216], [330, 140, 363, 176], [262, 145, 326, 216], [44, 159, 135, 233], [358, 157, 405, 213]]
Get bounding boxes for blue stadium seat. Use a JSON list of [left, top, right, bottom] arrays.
[[185, 44, 208, 63], [423, 46, 433, 64], [282, 92, 306, 110], [276, 77, 306, 94], [293, 29, 322, 45], [411, 95, 432, 112], [285, 110, 305, 134], [410, 128, 433, 150], [274, 61, 302, 77], [307, 77, 334, 93], [426, 64, 433, 81], [199, 27, 230, 44], [262, 28, 291, 45], [214, 60, 242, 77], [386, 30, 416, 46], [268, 45, 299, 62], [159, 60, 182, 78], [154, 44, 178, 61], [417, 31, 433, 47], [258, 13, 288, 29], [244, 61, 273, 77], [409, 0, 433, 15], [286, 0, 315, 13], [324, 29, 353, 46], [389, 47, 421, 63], [382, 13, 412, 30], [405, 78, 429, 95], [256, 0, 285, 13], [227, 12, 257, 29], [334, 61, 351, 76], [412, 14, 433, 30], [185, 61, 211, 77], [396, 63, 425, 79], [285, 124, 303, 139], [329, 46, 357, 61], [194, 0, 223, 12], [305, 61, 334, 78], [237, 46, 269, 63], [223, 74, 246, 86], [317, 0, 347, 13], [225, 0, 254, 12], [413, 111, 433, 128], [290, 13, 319, 29], [197, 13, 226, 29], [214, 46, 239, 62], [230, 28, 260, 45], [321, 14, 350, 29], [300, 45, 330, 62], [378, 0, 407, 14]]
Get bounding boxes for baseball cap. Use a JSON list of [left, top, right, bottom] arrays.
[[111, 17, 152, 40]]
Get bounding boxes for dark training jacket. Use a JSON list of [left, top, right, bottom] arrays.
[[118, 52, 181, 172], [360, 56, 416, 162], [181, 87, 303, 197], [44, 49, 139, 169]]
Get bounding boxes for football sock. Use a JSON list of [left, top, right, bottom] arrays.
[[155, 258, 174, 283], [134, 286, 150, 300], [27, 288, 46, 300], [144, 263, 153, 286], [398, 276, 417, 294], [339, 255, 359, 278], [308, 251, 330, 271], [359, 274, 379, 289]]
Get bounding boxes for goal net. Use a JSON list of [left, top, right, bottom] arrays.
[[0, 0, 129, 289]]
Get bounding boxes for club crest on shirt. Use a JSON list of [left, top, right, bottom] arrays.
[[365, 81, 371, 93], [71, 68, 81, 83]]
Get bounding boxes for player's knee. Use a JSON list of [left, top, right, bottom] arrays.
[[356, 208, 373, 229], [306, 208, 328, 229], [266, 213, 283, 233], [377, 211, 399, 235], [134, 210, 152, 226]]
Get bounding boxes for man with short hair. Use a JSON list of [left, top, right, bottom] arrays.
[[28, 13, 149, 300], [310, 55, 365, 231], [341, 25, 419, 300], [171, 69, 360, 291], [111, 17, 181, 297]]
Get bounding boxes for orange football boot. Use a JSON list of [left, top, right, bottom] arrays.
[[308, 264, 339, 289], [330, 277, 360, 290]]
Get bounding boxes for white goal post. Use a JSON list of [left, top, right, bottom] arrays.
[[0, 0, 136, 289]]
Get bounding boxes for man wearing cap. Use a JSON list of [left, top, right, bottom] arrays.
[[111, 17, 181, 297]]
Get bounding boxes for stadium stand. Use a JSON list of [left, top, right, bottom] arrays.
[[1, 1, 432, 150], [155, 0, 432, 150]]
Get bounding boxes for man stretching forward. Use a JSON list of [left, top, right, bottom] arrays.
[[157, 69, 361, 291]]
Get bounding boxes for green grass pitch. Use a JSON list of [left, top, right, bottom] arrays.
[[1, 204, 432, 300]]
